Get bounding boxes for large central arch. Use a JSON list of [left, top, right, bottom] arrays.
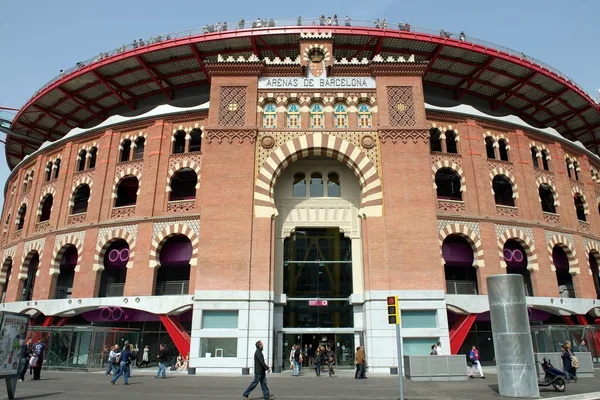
[[254, 133, 383, 218]]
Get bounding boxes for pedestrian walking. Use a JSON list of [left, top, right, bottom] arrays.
[[436, 342, 443, 355], [308, 344, 315, 367], [292, 345, 301, 376], [31, 337, 46, 380], [467, 345, 485, 379], [18, 338, 32, 382], [140, 345, 150, 367], [156, 343, 168, 379], [303, 344, 309, 367], [111, 344, 132, 385], [314, 347, 322, 376], [327, 346, 336, 377], [105, 344, 120, 375], [356, 346, 366, 379], [561, 342, 577, 382], [242, 340, 272, 400]]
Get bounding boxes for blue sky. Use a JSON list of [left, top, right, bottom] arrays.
[[0, 0, 597, 195]]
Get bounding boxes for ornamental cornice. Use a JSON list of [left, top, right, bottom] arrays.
[[299, 31, 333, 40], [204, 128, 257, 144], [204, 62, 264, 77], [262, 65, 304, 77], [379, 129, 429, 144], [163, 111, 208, 124], [369, 62, 428, 76]]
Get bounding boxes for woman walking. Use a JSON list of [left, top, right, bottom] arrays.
[[314, 347, 321, 376], [561, 342, 577, 382], [111, 344, 132, 385], [327, 346, 336, 377], [140, 345, 150, 367]]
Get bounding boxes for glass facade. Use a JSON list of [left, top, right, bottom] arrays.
[[202, 311, 239, 329], [403, 337, 440, 356], [200, 338, 237, 358], [401, 310, 437, 329]]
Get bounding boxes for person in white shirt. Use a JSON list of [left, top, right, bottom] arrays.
[[435, 342, 443, 356]]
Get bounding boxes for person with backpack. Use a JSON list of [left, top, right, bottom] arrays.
[[327, 346, 336, 377], [105, 344, 120, 376], [561, 342, 577, 382], [111, 344, 132, 385], [467, 345, 485, 379]]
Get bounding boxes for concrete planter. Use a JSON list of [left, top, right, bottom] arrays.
[[534, 352, 594, 379], [403, 355, 467, 381]]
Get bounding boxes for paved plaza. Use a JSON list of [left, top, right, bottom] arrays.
[[5, 369, 600, 400]]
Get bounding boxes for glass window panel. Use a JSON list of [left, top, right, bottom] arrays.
[[327, 173, 340, 197], [287, 103, 300, 128], [310, 173, 323, 197], [401, 310, 437, 328], [293, 173, 306, 197], [202, 311, 239, 329], [403, 337, 440, 356], [263, 103, 277, 128], [357, 103, 371, 128], [200, 338, 237, 357], [283, 300, 354, 328]]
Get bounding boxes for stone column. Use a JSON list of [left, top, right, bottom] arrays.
[[487, 274, 538, 398]]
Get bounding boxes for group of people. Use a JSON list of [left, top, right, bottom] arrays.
[[18, 337, 46, 382], [439, 29, 468, 41], [105, 342, 182, 385], [289, 344, 337, 377]]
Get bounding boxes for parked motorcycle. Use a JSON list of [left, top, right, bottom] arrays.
[[537, 358, 567, 392]]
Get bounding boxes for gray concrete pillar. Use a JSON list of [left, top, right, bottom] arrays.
[[487, 274, 539, 398]]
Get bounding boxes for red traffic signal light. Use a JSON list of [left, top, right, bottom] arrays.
[[387, 295, 399, 325], [387, 296, 396, 305]]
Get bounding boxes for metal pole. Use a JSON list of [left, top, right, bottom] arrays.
[[395, 324, 404, 400]]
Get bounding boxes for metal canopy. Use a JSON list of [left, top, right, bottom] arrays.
[[6, 24, 599, 168]]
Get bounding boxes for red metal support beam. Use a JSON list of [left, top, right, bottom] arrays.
[[33, 105, 75, 130], [546, 105, 591, 129], [455, 57, 496, 101], [189, 44, 211, 80], [256, 37, 284, 59], [250, 37, 259, 57], [373, 37, 384, 56], [14, 121, 56, 140], [423, 45, 444, 77], [349, 37, 378, 59], [449, 314, 477, 354], [492, 72, 537, 111], [575, 315, 589, 326], [57, 87, 103, 121], [159, 315, 190, 357], [91, 71, 135, 111], [41, 317, 54, 327], [134, 55, 173, 101]]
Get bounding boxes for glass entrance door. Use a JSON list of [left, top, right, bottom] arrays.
[[283, 228, 353, 328], [283, 333, 355, 370]]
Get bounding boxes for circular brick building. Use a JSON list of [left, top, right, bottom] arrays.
[[2, 19, 600, 373]]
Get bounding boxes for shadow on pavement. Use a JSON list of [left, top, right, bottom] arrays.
[[18, 392, 63, 399]]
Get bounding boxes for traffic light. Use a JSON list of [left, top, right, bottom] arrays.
[[387, 295, 399, 324]]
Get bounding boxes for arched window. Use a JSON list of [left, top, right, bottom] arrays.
[[189, 129, 202, 153], [263, 103, 277, 128], [169, 169, 198, 201], [430, 128, 442, 152], [310, 172, 323, 197], [45, 162, 53, 181], [120, 139, 132, 162], [357, 103, 371, 128], [133, 137, 145, 160], [327, 173, 341, 197], [39, 194, 53, 222], [173, 131, 186, 154], [589, 252, 600, 299], [287, 103, 300, 128], [71, 184, 90, 214], [310, 103, 324, 129], [446, 130, 458, 154], [53, 159, 61, 179], [155, 235, 192, 295], [492, 175, 514, 206], [574, 193, 586, 221], [1, 258, 12, 302], [504, 239, 533, 296], [98, 240, 129, 297], [531, 148, 539, 169], [293, 173, 306, 197], [88, 147, 97, 169], [55, 245, 77, 299], [22, 252, 39, 301], [333, 103, 348, 128], [539, 184, 556, 214], [553, 245, 575, 298], [77, 150, 87, 171], [485, 136, 496, 159], [442, 235, 478, 294], [541, 150, 550, 171], [435, 168, 462, 201], [16, 204, 26, 231], [114, 176, 139, 207], [498, 139, 509, 161], [22, 179, 27, 193], [566, 159, 572, 178], [573, 161, 580, 181]]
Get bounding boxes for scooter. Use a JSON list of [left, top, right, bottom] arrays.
[[537, 358, 567, 392]]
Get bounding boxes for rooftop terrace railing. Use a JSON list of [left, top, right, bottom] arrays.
[[27, 18, 597, 106]]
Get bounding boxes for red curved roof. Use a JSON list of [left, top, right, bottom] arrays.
[[7, 24, 600, 168]]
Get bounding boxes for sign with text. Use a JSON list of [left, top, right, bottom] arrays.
[[0, 312, 29, 376], [258, 76, 376, 89], [309, 300, 328, 307]]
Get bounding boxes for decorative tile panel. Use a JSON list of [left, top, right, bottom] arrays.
[[153, 219, 200, 239], [437, 219, 481, 238], [387, 86, 415, 126], [219, 86, 246, 126]]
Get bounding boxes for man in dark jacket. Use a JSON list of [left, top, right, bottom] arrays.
[[156, 343, 168, 379], [243, 340, 272, 400]]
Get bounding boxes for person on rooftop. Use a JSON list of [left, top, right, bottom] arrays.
[[459, 31, 466, 41], [239, 19, 245, 29], [345, 15, 351, 26], [333, 14, 338, 26]]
